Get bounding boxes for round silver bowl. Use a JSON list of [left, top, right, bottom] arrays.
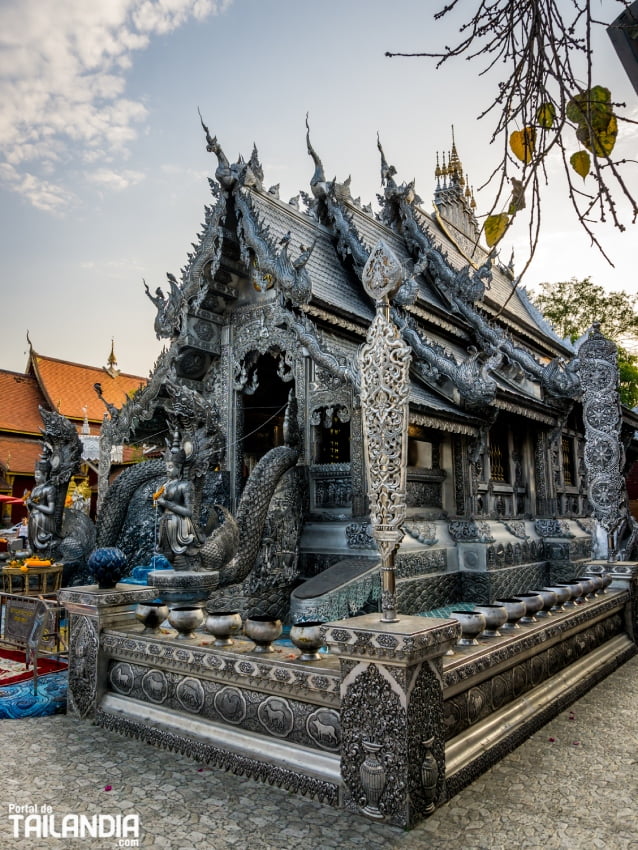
[[204, 611, 243, 646], [167, 605, 204, 640], [449, 611, 487, 646], [564, 579, 586, 604], [528, 588, 557, 616], [514, 592, 545, 623], [290, 621, 326, 661], [473, 604, 508, 637], [244, 615, 283, 653], [135, 601, 169, 633], [576, 575, 596, 599], [550, 583, 578, 607], [585, 573, 604, 595], [494, 598, 527, 631], [589, 567, 613, 593], [543, 585, 571, 611]]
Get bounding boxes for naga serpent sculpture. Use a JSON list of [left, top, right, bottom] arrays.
[[96, 392, 301, 615]]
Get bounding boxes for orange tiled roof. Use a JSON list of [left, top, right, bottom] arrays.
[[29, 353, 147, 424], [0, 435, 42, 475], [0, 371, 47, 435]]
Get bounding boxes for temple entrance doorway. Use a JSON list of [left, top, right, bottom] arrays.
[[241, 351, 293, 477]]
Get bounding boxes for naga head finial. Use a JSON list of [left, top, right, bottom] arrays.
[[377, 134, 397, 189], [306, 114, 326, 197]]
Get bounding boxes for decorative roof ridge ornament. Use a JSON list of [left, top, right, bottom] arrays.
[[181, 194, 230, 310], [392, 307, 500, 408], [233, 189, 313, 306], [307, 124, 417, 307], [378, 156, 580, 399], [272, 301, 361, 393], [199, 109, 262, 193]]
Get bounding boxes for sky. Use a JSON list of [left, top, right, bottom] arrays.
[[1, 0, 636, 379]]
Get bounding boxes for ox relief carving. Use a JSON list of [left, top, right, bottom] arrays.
[[257, 696, 294, 737]]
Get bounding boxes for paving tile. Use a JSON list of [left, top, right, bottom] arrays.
[[0, 655, 636, 849]]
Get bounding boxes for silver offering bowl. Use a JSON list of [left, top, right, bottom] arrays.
[[289, 621, 326, 661], [494, 598, 527, 631], [449, 611, 487, 646], [528, 588, 557, 616], [473, 604, 508, 637], [204, 611, 243, 646], [584, 570, 612, 593], [576, 575, 596, 599], [514, 592, 545, 623], [565, 579, 586, 604], [584, 573, 604, 595], [135, 601, 169, 633], [551, 583, 578, 607], [167, 605, 204, 640], [244, 615, 283, 653], [543, 585, 571, 611]]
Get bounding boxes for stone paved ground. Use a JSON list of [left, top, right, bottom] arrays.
[[1, 655, 637, 850]]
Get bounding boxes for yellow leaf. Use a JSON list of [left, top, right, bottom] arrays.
[[484, 213, 510, 247], [567, 86, 612, 131], [510, 127, 536, 163], [577, 114, 617, 157], [536, 103, 556, 129], [570, 150, 591, 179]]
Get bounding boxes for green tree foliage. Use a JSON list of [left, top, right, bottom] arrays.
[[531, 277, 638, 407]]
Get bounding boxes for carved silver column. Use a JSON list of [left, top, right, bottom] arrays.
[[358, 241, 411, 622], [577, 324, 627, 560]]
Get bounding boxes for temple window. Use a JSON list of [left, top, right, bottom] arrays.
[[313, 408, 350, 464], [489, 426, 510, 483], [407, 426, 440, 469], [562, 436, 575, 486]]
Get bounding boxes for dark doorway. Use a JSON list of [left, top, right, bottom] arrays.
[[242, 352, 292, 476]]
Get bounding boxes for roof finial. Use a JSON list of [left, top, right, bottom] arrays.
[[105, 339, 120, 378]]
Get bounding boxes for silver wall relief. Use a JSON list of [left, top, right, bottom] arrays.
[[214, 686, 247, 725], [142, 669, 169, 704], [306, 708, 341, 751], [67, 614, 99, 719], [257, 696, 295, 738]]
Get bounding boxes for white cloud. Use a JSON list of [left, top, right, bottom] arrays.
[[0, 162, 75, 213], [0, 0, 232, 210], [86, 168, 145, 191]]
